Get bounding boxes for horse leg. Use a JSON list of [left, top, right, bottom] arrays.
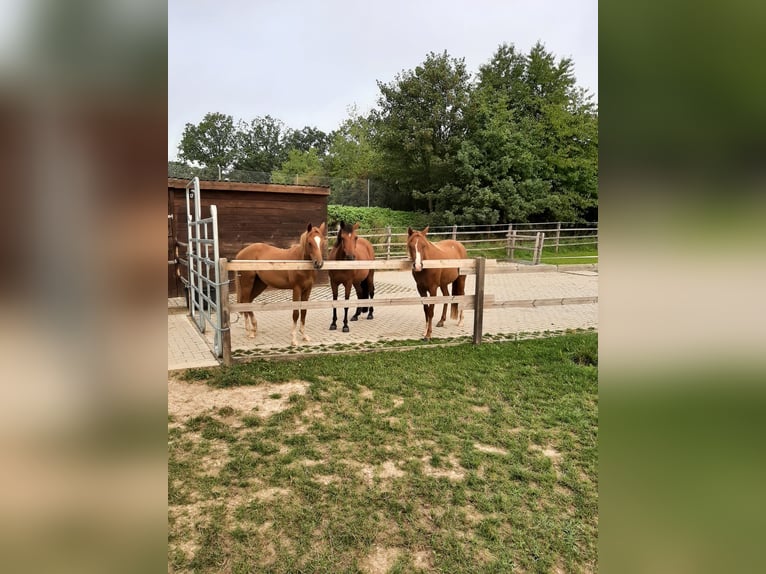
[[299, 286, 312, 342], [436, 283, 449, 327], [291, 285, 302, 346], [247, 275, 268, 338], [238, 272, 260, 338], [329, 279, 339, 330], [366, 271, 375, 320], [416, 284, 433, 341], [350, 279, 363, 321], [454, 275, 466, 326], [342, 282, 352, 332]]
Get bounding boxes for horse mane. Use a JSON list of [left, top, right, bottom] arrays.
[[332, 221, 355, 249]]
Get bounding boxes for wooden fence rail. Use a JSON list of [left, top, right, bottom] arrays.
[[218, 257, 598, 365]]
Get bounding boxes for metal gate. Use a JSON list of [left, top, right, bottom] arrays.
[[180, 177, 225, 357]]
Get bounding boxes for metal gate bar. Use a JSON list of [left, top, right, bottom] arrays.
[[182, 177, 225, 357]]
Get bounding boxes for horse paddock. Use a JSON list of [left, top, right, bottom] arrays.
[[168, 266, 597, 369]]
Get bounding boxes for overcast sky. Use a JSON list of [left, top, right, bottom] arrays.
[[168, 0, 597, 160]]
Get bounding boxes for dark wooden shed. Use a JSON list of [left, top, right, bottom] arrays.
[[168, 178, 330, 297]]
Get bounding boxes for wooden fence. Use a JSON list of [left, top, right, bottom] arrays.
[[353, 222, 598, 263], [217, 257, 598, 365]]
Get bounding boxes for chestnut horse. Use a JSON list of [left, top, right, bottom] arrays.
[[406, 226, 467, 340], [328, 221, 376, 332], [235, 222, 327, 346]]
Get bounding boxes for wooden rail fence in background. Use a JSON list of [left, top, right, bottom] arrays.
[[218, 257, 598, 365]]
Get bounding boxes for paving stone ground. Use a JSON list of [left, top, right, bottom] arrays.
[[168, 266, 597, 369]]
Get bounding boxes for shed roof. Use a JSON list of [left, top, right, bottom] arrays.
[[167, 178, 330, 196]]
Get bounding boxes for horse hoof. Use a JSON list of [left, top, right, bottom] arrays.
[[342, 326, 350, 333], [329, 324, 337, 331], [436, 321, 445, 327], [367, 314, 374, 320], [422, 337, 431, 342], [350, 316, 359, 322]]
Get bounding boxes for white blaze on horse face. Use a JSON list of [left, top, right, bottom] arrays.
[[414, 239, 423, 271], [314, 235, 321, 250]]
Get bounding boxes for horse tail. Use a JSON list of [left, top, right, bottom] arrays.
[[450, 275, 465, 320]]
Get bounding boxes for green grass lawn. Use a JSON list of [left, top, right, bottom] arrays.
[[465, 240, 598, 265], [169, 333, 598, 573]]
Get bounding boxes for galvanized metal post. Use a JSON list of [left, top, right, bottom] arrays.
[[219, 257, 232, 365], [385, 226, 392, 260]]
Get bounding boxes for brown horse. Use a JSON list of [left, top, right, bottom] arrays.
[[235, 222, 327, 346], [406, 226, 467, 340], [328, 221, 376, 332]]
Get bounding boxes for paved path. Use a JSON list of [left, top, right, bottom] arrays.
[[168, 266, 597, 370]]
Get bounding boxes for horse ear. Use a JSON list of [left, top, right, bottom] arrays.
[[352, 222, 360, 231], [307, 223, 313, 233], [339, 220, 345, 229], [319, 222, 326, 234], [422, 226, 429, 235], [407, 227, 413, 236]]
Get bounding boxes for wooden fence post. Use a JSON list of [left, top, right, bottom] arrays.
[[532, 231, 540, 265], [555, 222, 561, 253], [510, 230, 517, 261], [505, 224, 513, 258], [219, 257, 232, 366], [385, 226, 392, 260], [533, 232, 546, 265], [472, 257, 486, 345]]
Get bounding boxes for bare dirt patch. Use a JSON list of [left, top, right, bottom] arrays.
[[473, 442, 509, 456], [530, 443, 562, 461], [470, 405, 490, 414], [198, 439, 229, 476], [361, 545, 400, 574], [254, 487, 291, 501], [379, 460, 405, 479], [168, 378, 309, 420], [421, 454, 466, 481], [412, 549, 433, 570]]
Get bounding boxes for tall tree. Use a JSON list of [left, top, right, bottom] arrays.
[[445, 42, 598, 223], [177, 112, 238, 173], [285, 126, 331, 156], [233, 115, 291, 173], [373, 51, 472, 211], [272, 148, 327, 185]]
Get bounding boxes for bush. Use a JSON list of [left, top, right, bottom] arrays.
[[326, 205, 429, 231]]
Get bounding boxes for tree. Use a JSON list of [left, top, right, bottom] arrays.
[[285, 126, 331, 156], [272, 148, 327, 185], [233, 115, 291, 173], [373, 51, 472, 211], [177, 112, 238, 173], [444, 42, 598, 224]]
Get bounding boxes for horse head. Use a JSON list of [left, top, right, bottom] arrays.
[[407, 226, 430, 272], [304, 222, 327, 269], [336, 221, 360, 261]]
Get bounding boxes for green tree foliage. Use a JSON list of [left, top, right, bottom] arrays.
[[326, 106, 380, 179], [326, 205, 429, 231], [372, 51, 472, 212], [173, 43, 597, 223], [233, 115, 291, 173], [324, 107, 385, 205], [178, 112, 238, 171], [285, 126, 331, 156], [272, 148, 327, 184], [441, 42, 598, 224]]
